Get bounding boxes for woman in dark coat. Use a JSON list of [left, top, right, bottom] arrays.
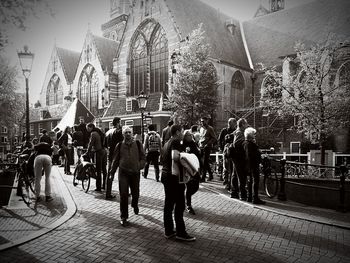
[[58, 126, 73, 175], [182, 129, 201, 215]]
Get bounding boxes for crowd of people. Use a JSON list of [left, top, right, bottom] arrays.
[[20, 115, 266, 242]]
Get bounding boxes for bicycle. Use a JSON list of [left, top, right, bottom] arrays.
[[261, 156, 279, 198], [0, 153, 35, 206], [73, 151, 96, 193]]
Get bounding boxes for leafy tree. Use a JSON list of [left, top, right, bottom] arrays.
[[168, 24, 219, 126], [0, 0, 53, 50], [260, 39, 350, 164], [0, 56, 25, 131]]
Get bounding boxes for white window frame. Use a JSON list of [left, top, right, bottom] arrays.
[[290, 141, 301, 154], [124, 120, 134, 126], [126, 99, 133, 112], [1, 136, 8, 143], [1, 126, 8, 133]]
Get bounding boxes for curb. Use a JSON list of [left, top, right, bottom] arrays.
[[201, 183, 350, 230], [0, 167, 77, 251]]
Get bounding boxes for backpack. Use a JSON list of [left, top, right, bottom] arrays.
[[148, 132, 160, 152]]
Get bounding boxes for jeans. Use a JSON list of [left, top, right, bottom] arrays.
[[118, 168, 140, 220], [233, 158, 247, 199], [63, 147, 71, 174], [34, 154, 52, 197], [95, 148, 107, 190], [143, 151, 160, 180], [200, 147, 213, 180], [247, 167, 260, 200], [161, 173, 186, 236]]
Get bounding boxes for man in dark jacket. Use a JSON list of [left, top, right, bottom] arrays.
[[104, 117, 124, 199], [39, 129, 53, 145], [143, 124, 161, 181]]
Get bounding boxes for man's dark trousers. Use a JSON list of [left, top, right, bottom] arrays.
[[161, 173, 186, 236], [143, 151, 160, 180]]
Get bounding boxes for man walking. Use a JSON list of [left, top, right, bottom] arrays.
[[199, 117, 217, 182], [104, 117, 124, 199], [143, 124, 161, 181], [161, 125, 196, 241], [161, 119, 174, 146], [86, 123, 107, 192], [109, 126, 145, 226]]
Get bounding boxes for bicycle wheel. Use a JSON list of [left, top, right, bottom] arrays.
[[73, 166, 79, 187], [20, 173, 35, 205], [82, 166, 94, 193], [264, 168, 278, 198]]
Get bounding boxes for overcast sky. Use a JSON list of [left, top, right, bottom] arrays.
[[5, 0, 314, 103]]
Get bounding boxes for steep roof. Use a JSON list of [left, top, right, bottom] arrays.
[[92, 35, 120, 72], [103, 92, 163, 118], [56, 47, 80, 84], [29, 103, 71, 122], [165, 0, 251, 70], [243, 0, 350, 68]]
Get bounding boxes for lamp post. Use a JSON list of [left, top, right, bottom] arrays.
[[17, 45, 34, 143], [137, 91, 149, 143]]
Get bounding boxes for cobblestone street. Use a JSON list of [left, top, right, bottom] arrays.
[[1, 166, 350, 262]]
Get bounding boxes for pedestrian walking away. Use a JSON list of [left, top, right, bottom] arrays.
[[161, 124, 196, 241], [104, 117, 124, 199], [143, 124, 161, 181], [109, 126, 145, 226], [33, 142, 53, 202]]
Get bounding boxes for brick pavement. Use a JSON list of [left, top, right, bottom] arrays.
[[0, 165, 350, 262]]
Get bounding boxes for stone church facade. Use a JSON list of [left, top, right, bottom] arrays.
[[27, 0, 349, 154]]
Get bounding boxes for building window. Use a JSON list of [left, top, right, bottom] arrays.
[[126, 99, 133, 112], [1, 136, 8, 143], [290, 141, 300, 154], [30, 124, 34, 135], [46, 74, 63, 106], [231, 70, 245, 109], [1, 126, 7, 133], [124, 120, 134, 126], [39, 123, 43, 133], [78, 64, 99, 115], [129, 20, 169, 96]]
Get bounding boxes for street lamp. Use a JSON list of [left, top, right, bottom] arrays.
[[17, 45, 34, 143], [137, 91, 149, 143]]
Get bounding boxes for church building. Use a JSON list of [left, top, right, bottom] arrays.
[[27, 0, 349, 154]]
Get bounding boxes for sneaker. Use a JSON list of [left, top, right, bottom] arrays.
[[106, 194, 116, 200], [45, 196, 53, 202], [230, 193, 239, 199], [164, 231, 176, 239], [120, 219, 128, 227], [94, 188, 102, 192], [176, 233, 196, 242], [187, 206, 196, 215]]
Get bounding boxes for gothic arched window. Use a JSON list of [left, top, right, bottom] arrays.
[[129, 20, 169, 96], [78, 64, 99, 115], [337, 61, 350, 89], [46, 74, 63, 106], [231, 71, 245, 109]]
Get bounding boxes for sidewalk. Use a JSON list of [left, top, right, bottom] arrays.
[[0, 165, 76, 251], [0, 166, 349, 252]]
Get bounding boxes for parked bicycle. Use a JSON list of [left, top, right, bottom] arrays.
[[73, 151, 96, 193], [0, 153, 35, 206], [260, 156, 279, 198]]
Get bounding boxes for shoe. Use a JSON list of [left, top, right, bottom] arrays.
[[200, 178, 206, 183], [120, 219, 128, 227], [247, 197, 252, 203], [223, 181, 227, 185], [133, 206, 139, 215], [187, 206, 196, 215], [164, 231, 176, 239], [106, 194, 116, 200], [45, 196, 53, 202], [208, 176, 213, 181], [240, 197, 247, 201], [36, 196, 42, 202], [94, 188, 102, 192], [176, 233, 196, 242], [156, 177, 159, 182], [253, 198, 266, 205]]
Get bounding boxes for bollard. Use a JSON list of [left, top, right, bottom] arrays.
[[338, 165, 347, 212], [278, 159, 287, 201]]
